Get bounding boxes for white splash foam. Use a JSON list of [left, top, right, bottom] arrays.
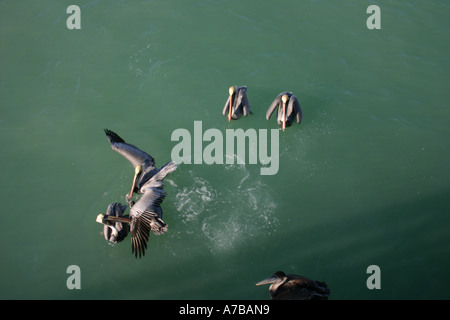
[[172, 169, 279, 254]]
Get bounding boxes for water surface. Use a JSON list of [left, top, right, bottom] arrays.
[[1, 0, 449, 299]]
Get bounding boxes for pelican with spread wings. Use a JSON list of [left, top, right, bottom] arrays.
[[96, 129, 177, 258]]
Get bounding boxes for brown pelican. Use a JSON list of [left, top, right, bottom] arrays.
[[266, 92, 302, 131], [256, 271, 330, 300], [100, 202, 129, 244], [223, 85, 251, 121], [97, 129, 178, 258]]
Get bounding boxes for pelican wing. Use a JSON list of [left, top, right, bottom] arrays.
[[129, 188, 167, 258], [223, 95, 231, 116], [128, 161, 177, 258], [287, 275, 329, 294], [288, 275, 318, 289], [104, 129, 155, 169], [129, 208, 156, 258], [266, 94, 283, 120], [273, 275, 329, 300], [239, 88, 250, 116], [133, 181, 165, 217], [234, 87, 244, 108], [135, 161, 177, 217], [290, 95, 303, 124]]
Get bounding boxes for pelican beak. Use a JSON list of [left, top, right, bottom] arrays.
[[96, 214, 105, 224], [256, 276, 278, 286], [128, 164, 142, 199], [228, 95, 232, 122], [281, 94, 289, 132], [228, 86, 235, 122]]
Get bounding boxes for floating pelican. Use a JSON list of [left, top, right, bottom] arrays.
[[98, 129, 178, 258], [256, 271, 330, 300], [223, 85, 251, 121], [266, 92, 302, 131], [100, 202, 129, 244]]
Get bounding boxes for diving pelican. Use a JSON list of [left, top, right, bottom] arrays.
[[266, 92, 302, 131], [222, 85, 251, 121], [256, 271, 330, 300], [100, 202, 129, 244], [98, 129, 178, 258]]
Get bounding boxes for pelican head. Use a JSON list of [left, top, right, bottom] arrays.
[[281, 94, 289, 104], [228, 86, 236, 96], [135, 164, 142, 175], [96, 214, 105, 224]]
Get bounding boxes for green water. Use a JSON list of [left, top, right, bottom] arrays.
[[1, 0, 449, 300]]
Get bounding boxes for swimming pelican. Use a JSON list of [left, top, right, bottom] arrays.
[[266, 92, 302, 131], [256, 271, 330, 300], [100, 202, 129, 244], [223, 85, 251, 121], [99, 129, 178, 258]]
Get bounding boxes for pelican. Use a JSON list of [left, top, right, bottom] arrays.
[[266, 92, 302, 131], [223, 85, 251, 121], [100, 202, 129, 244], [98, 129, 178, 258], [256, 271, 330, 300]]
